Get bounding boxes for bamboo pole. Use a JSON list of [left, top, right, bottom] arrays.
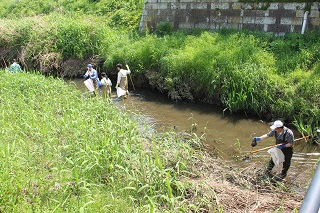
[[125, 62, 135, 91], [243, 135, 310, 159]]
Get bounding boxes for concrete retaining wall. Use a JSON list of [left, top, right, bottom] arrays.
[[139, 0, 320, 35]]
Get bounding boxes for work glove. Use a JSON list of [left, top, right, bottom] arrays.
[[126, 64, 130, 70], [251, 137, 261, 147], [277, 144, 286, 149], [98, 81, 102, 87]]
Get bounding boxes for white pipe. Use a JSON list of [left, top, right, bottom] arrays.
[[301, 11, 309, 34], [298, 163, 320, 213]]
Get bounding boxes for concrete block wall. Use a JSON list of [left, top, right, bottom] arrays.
[[139, 0, 320, 35]]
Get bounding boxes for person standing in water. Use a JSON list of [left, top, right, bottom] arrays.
[[115, 64, 131, 99], [251, 120, 294, 181], [100, 72, 112, 98], [83, 64, 100, 96]]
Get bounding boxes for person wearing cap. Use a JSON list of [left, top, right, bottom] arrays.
[[115, 64, 131, 99], [100, 72, 112, 98], [251, 120, 294, 180], [83, 64, 100, 95], [6, 59, 22, 73]]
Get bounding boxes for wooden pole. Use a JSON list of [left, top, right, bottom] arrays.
[[125, 62, 136, 91], [129, 74, 135, 91], [245, 135, 310, 157]]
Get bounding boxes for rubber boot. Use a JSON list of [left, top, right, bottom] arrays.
[[274, 173, 286, 182]]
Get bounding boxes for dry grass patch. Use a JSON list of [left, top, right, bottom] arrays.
[[182, 152, 304, 212]]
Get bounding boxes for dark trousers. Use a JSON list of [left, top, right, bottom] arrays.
[[266, 147, 293, 177]]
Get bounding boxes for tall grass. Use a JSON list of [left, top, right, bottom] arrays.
[[110, 30, 320, 128], [1, 13, 320, 132], [0, 14, 115, 73], [0, 71, 213, 212], [0, 0, 144, 30]]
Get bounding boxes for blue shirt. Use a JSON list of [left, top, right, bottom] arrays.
[[6, 62, 22, 73]]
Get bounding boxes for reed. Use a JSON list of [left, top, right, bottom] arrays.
[[0, 0, 143, 30], [0, 71, 218, 212], [1, 7, 320, 139]]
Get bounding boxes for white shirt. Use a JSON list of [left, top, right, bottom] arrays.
[[117, 68, 131, 84]]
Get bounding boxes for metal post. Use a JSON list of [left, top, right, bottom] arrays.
[[299, 163, 320, 213], [301, 11, 309, 34]]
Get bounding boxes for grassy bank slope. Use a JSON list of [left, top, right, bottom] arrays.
[[1, 13, 320, 137], [105, 30, 320, 137], [0, 71, 305, 212], [0, 71, 210, 212], [0, 0, 143, 30]]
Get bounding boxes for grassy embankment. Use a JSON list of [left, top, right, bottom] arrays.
[[1, 14, 320, 138], [1, 1, 320, 134], [105, 30, 320, 138], [0, 71, 205, 212], [0, 0, 143, 31], [0, 1, 317, 211], [0, 71, 305, 212]]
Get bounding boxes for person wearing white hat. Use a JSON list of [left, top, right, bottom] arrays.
[[251, 120, 294, 180]]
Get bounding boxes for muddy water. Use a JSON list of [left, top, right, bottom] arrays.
[[69, 78, 319, 185]]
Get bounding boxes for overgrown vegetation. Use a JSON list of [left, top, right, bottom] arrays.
[[0, 1, 320, 131], [0, 71, 306, 212], [0, 0, 143, 30], [0, 71, 200, 212], [1, 9, 320, 136], [105, 30, 320, 138], [0, 1, 319, 211]]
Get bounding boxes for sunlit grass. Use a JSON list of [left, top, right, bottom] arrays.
[[1, 14, 320, 130], [0, 71, 214, 212]]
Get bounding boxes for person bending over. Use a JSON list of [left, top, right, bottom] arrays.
[[252, 120, 294, 180]]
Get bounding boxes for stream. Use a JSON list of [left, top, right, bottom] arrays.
[[68, 78, 320, 190]]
